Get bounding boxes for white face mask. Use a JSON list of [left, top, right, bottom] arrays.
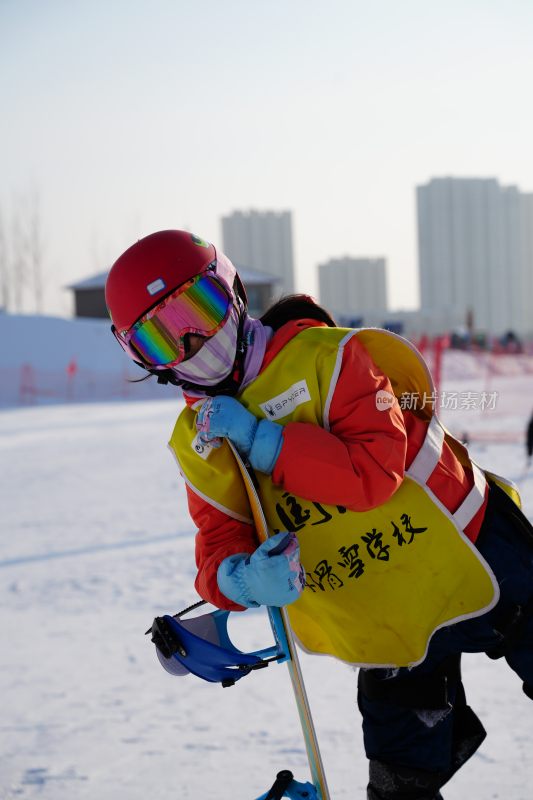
[[173, 306, 240, 387]]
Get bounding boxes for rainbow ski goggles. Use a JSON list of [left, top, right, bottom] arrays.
[[113, 268, 232, 368]]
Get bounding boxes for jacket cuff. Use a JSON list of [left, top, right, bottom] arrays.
[[249, 419, 284, 474]]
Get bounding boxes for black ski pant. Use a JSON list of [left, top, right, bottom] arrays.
[[358, 482, 533, 799]]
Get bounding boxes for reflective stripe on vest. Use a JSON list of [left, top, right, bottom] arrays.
[[453, 462, 487, 530], [407, 415, 445, 485]]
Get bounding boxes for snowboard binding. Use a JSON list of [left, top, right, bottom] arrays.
[[146, 600, 288, 687]]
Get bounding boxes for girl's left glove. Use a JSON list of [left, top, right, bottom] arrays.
[[217, 532, 305, 608], [196, 395, 283, 474]]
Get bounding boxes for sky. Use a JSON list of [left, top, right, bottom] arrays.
[[2, 0, 533, 316]]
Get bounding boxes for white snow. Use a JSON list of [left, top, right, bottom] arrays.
[[1, 318, 533, 798]]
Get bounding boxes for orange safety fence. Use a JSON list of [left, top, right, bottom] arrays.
[[0, 364, 179, 407], [2, 344, 533, 410]]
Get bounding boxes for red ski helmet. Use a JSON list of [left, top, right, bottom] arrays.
[[105, 230, 243, 333]]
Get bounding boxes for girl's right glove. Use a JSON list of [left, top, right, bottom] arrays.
[[217, 532, 305, 608], [196, 396, 283, 474]]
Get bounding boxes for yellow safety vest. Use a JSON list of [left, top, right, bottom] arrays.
[[170, 327, 502, 668]]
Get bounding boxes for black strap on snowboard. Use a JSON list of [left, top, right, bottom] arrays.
[[264, 771, 295, 800]]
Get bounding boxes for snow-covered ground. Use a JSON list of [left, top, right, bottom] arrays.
[[1, 387, 533, 797]]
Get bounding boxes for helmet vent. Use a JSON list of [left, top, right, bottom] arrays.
[[147, 278, 166, 296]]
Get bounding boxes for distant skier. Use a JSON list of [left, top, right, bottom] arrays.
[[106, 230, 533, 800], [526, 414, 533, 468]]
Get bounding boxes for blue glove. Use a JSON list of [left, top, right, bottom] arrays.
[[196, 396, 283, 474], [217, 532, 305, 608]]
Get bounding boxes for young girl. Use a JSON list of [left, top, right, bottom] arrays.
[[106, 229, 533, 800]]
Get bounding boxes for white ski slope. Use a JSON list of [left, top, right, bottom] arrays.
[[1, 394, 533, 798]]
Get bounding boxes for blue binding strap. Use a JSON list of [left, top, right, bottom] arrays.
[[147, 605, 284, 687]]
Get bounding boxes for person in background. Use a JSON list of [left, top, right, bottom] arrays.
[[106, 230, 533, 800], [527, 412, 533, 468]]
